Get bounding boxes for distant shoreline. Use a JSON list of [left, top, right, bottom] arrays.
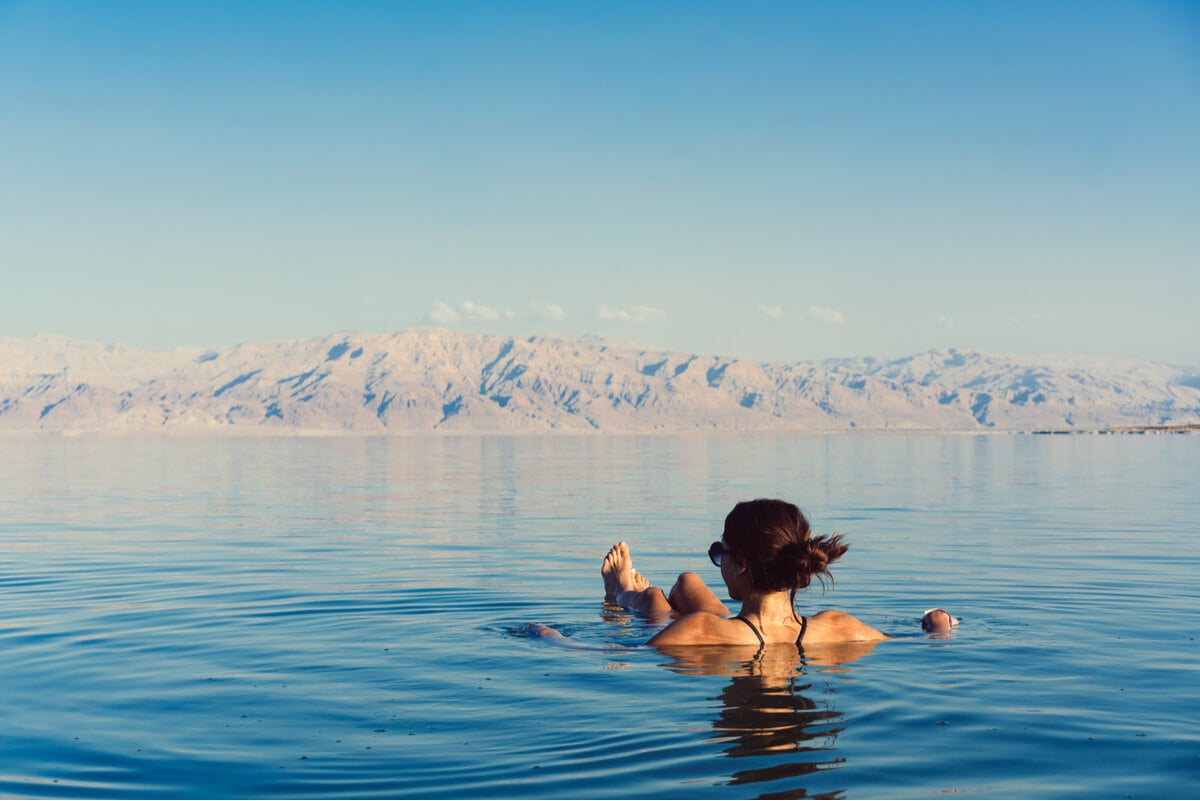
[[1031, 423, 1200, 435], [1, 425, 1196, 438]]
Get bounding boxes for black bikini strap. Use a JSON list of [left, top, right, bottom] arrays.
[[734, 615, 765, 646], [796, 615, 808, 646]]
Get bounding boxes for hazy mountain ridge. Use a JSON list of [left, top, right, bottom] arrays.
[[2, 329, 1198, 433]]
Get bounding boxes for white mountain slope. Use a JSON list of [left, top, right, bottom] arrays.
[[1, 329, 1197, 433]]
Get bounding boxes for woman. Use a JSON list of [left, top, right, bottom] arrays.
[[586, 498, 955, 648]]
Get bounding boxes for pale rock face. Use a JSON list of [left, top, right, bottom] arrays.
[[0, 329, 1197, 434]]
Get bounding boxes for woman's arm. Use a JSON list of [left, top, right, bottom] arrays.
[[521, 623, 633, 651]]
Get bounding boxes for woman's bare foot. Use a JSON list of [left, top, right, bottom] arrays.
[[601, 542, 638, 601], [601, 542, 672, 615], [630, 568, 650, 592]]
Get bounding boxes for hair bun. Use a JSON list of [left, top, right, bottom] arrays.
[[804, 542, 830, 571], [777, 541, 823, 575]]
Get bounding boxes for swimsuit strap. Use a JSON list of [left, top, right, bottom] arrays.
[[796, 615, 808, 646], [734, 615, 765, 646]]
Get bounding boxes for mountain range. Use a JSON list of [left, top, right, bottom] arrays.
[[2, 329, 1198, 434]]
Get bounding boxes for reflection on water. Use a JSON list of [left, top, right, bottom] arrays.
[[655, 641, 880, 798]]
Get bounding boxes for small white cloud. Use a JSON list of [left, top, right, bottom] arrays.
[[936, 314, 954, 329], [460, 300, 503, 321], [427, 301, 461, 324], [530, 301, 567, 321], [426, 300, 515, 324], [808, 304, 845, 324], [633, 306, 667, 322], [757, 305, 784, 319], [597, 305, 667, 323]]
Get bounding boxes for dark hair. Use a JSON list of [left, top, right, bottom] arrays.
[[722, 498, 848, 604]]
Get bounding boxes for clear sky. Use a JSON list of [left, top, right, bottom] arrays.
[[2, 1, 1198, 365]]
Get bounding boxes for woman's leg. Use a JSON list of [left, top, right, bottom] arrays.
[[601, 543, 733, 617], [601, 542, 673, 615], [667, 571, 732, 616]]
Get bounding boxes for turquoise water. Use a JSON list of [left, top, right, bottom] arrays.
[[1, 433, 1197, 798]]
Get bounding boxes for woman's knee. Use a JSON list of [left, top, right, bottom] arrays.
[[668, 571, 709, 609], [670, 571, 704, 594]]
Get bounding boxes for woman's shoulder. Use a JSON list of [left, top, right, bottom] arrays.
[[804, 609, 888, 643], [646, 612, 760, 647]]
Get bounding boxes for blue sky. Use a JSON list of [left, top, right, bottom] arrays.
[[2, 1, 1198, 364]]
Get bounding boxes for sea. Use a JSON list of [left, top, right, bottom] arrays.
[[1, 432, 1197, 799]]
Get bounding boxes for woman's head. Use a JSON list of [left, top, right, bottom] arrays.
[[721, 498, 848, 599]]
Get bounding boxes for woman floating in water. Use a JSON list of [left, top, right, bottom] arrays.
[[532, 498, 955, 647]]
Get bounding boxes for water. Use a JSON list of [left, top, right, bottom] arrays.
[[1, 433, 1197, 798]]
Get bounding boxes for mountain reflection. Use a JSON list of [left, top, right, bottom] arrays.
[[655, 641, 878, 799]]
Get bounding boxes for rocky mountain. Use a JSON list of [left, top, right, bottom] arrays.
[[2, 329, 1198, 434]]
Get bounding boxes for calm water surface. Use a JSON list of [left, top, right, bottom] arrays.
[[1, 433, 1197, 798]]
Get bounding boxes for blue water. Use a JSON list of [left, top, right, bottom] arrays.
[[1, 433, 1197, 798]]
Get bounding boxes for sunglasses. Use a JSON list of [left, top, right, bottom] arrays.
[[708, 541, 730, 567]]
